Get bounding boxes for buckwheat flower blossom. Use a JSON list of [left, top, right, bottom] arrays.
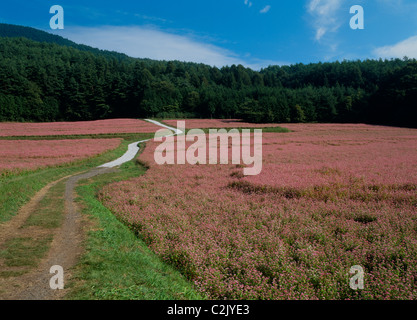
[[101, 123, 417, 299]]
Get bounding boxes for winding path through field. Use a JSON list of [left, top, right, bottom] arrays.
[[99, 119, 182, 168], [1, 119, 181, 300]]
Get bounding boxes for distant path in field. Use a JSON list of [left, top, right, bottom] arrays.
[[99, 119, 182, 168], [4, 119, 181, 300]]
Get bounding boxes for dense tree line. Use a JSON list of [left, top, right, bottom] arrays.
[[0, 25, 416, 127]]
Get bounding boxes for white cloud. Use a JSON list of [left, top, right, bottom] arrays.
[[307, 0, 344, 40], [260, 5, 271, 14], [374, 35, 417, 59], [55, 26, 286, 69], [315, 27, 326, 41], [244, 0, 253, 8]]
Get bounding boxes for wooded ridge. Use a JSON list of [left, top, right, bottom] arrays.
[[1, 23, 416, 127]]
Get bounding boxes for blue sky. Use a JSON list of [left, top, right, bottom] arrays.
[[2, 0, 417, 69]]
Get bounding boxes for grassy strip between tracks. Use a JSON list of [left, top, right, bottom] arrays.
[[65, 150, 204, 300], [0, 180, 66, 281]]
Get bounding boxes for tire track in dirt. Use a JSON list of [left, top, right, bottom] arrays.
[[10, 167, 117, 300], [0, 175, 72, 247]]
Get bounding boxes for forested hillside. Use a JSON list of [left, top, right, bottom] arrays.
[[0, 24, 416, 127], [0, 23, 131, 61]]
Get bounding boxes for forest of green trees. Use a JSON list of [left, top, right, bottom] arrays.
[[0, 24, 416, 127]]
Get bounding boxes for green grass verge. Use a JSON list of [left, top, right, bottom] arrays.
[[0, 133, 152, 224], [189, 126, 291, 134], [154, 119, 291, 133], [65, 157, 204, 300]]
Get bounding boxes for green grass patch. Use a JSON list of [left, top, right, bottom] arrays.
[[0, 236, 53, 268], [65, 154, 204, 300], [0, 270, 27, 278], [23, 181, 66, 229], [153, 119, 291, 134]]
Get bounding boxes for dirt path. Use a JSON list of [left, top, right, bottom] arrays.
[[0, 120, 179, 300], [0, 175, 71, 247], [1, 168, 116, 300]]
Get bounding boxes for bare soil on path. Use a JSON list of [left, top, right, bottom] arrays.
[[0, 167, 117, 300]]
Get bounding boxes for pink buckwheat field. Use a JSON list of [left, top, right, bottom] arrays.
[[0, 138, 121, 175], [0, 119, 161, 137], [100, 122, 417, 300]]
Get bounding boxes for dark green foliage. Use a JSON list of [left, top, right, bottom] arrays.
[[0, 23, 416, 127]]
